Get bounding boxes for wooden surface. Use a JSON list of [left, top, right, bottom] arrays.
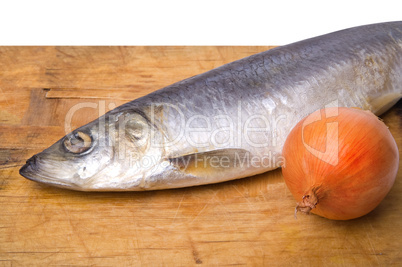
[[0, 47, 401, 266]]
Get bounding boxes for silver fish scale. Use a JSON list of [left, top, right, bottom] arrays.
[[117, 21, 402, 165]]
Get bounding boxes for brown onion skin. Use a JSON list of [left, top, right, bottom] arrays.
[[282, 107, 399, 220]]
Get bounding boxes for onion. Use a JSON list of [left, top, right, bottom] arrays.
[[282, 107, 399, 220]]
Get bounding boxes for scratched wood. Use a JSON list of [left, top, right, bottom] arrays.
[[0, 47, 401, 266]]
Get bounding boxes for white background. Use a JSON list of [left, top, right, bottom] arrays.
[[1, 0, 400, 45]]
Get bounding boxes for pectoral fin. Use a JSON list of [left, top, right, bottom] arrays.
[[168, 149, 252, 179]]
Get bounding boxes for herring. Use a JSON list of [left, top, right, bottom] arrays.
[[20, 22, 402, 191]]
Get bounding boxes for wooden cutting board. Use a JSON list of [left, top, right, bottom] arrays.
[[0, 47, 401, 266]]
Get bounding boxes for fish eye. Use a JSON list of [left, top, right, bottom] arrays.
[[63, 131, 92, 154]]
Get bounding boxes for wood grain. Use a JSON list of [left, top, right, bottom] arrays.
[[0, 47, 401, 266]]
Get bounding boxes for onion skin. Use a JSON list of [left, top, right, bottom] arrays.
[[282, 107, 399, 220]]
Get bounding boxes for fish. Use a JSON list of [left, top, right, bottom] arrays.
[[20, 21, 402, 191]]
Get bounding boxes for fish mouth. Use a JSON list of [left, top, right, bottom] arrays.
[[19, 155, 79, 190]]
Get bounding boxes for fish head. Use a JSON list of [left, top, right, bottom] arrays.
[[20, 110, 166, 191]]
